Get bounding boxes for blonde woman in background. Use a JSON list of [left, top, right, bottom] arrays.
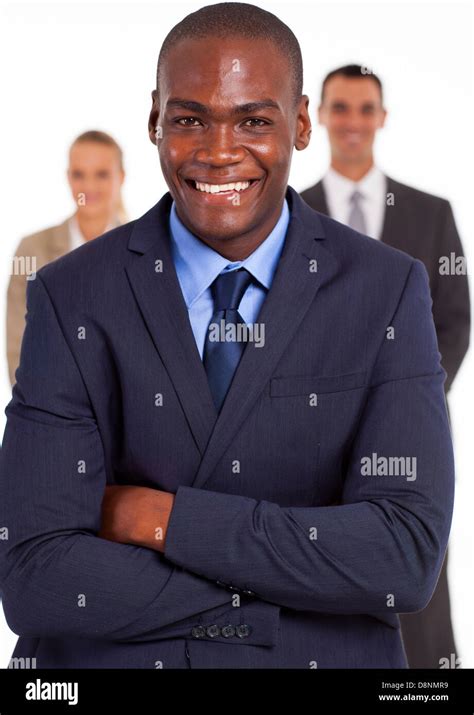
[[6, 130, 127, 386]]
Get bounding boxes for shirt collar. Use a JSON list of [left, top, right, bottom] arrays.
[[169, 198, 290, 309], [324, 164, 385, 199], [68, 214, 120, 249]]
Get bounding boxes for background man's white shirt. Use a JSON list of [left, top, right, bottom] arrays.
[[322, 165, 387, 239]]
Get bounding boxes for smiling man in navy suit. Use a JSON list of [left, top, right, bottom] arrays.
[[0, 3, 454, 669]]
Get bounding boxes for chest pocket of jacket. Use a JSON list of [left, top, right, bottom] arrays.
[[270, 371, 367, 397]]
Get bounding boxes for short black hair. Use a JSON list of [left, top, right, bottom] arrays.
[[320, 64, 383, 104], [156, 2, 303, 108]]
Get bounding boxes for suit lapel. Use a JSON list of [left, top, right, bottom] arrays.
[[125, 187, 339, 488], [380, 176, 400, 247], [125, 194, 218, 458], [306, 180, 330, 215]]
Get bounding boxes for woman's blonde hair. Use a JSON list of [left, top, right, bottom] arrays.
[[70, 130, 128, 224]]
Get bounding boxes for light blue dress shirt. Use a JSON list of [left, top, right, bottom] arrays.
[[169, 198, 290, 359]]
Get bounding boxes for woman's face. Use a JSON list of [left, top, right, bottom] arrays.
[[67, 141, 124, 219]]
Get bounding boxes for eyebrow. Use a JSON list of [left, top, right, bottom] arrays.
[[331, 100, 378, 108], [165, 98, 281, 116]]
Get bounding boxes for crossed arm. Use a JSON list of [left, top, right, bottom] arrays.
[[0, 260, 455, 643]]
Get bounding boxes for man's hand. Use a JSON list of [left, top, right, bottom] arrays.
[[99, 485, 175, 553]]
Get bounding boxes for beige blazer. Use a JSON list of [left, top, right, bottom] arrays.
[[7, 217, 75, 386]]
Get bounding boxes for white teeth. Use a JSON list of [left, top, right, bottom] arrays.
[[194, 180, 251, 194]]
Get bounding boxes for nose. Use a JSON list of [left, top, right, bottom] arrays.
[[194, 124, 245, 167], [352, 110, 370, 130]]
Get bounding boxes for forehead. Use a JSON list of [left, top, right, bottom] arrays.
[[324, 76, 381, 104], [160, 36, 293, 108], [69, 142, 118, 166]]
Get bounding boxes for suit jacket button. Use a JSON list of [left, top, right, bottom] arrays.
[[206, 624, 220, 638], [221, 624, 236, 638], [191, 625, 206, 639], [236, 624, 251, 639]]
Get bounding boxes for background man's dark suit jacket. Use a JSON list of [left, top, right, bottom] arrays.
[[301, 177, 470, 668], [0, 186, 454, 669], [300, 177, 470, 392]]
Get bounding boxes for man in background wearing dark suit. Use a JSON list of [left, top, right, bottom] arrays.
[[301, 64, 470, 668]]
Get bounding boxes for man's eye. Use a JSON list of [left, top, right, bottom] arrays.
[[175, 117, 201, 127], [243, 118, 269, 127]]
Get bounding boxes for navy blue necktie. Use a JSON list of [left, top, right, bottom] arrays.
[[204, 268, 253, 412]]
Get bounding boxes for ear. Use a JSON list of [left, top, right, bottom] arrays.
[[379, 107, 387, 129], [294, 95, 312, 151], [148, 90, 160, 145]]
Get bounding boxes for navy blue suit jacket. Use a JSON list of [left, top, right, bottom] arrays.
[[0, 186, 454, 668]]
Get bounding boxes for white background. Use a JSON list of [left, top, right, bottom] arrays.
[[0, 0, 472, 667]]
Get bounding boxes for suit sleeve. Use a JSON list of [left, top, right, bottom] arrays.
[[431, 201, 470, 392], [0, 274, 279, 644], [163, 260, 455, 616]]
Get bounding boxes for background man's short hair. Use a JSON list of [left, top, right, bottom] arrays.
[[320, 64, 384, 104], [156, 2, 303, 108]]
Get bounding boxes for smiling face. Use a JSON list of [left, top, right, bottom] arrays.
[[68, 141, 124, 220], [148, 36, 311, 260], [318, 75, 386, 170]]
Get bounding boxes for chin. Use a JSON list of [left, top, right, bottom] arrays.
[[195, 225, 245, 242], [79, 205, 107, 219]]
